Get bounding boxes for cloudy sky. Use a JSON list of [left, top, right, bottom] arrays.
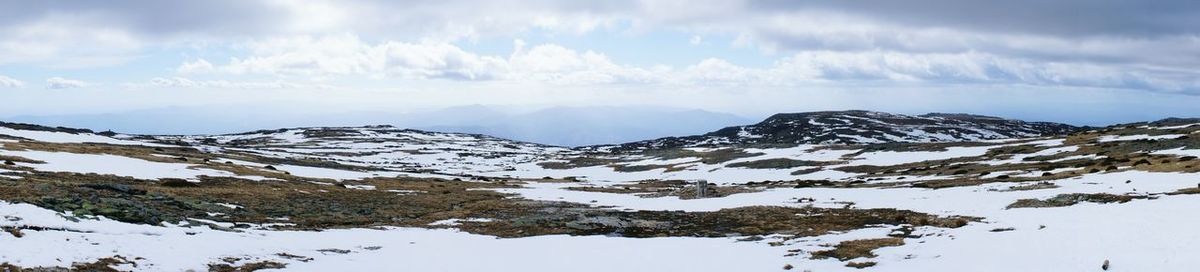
[[1, 0, 1199, 127]]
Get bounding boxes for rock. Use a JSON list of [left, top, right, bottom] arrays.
[[80, 184, 146, 195], [160, 178, 198, 187]]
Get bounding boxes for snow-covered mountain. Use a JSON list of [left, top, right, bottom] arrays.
[[151, 125, 567, 177], [603, 110, 1081, 150]]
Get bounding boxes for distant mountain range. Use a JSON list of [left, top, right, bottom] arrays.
[[5, 109, 1101, 150], [2, 105, 755, 147], [410, 106, 753, 147]]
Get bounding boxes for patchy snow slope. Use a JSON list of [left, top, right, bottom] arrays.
[[0, 150, 234, 180], [0, 201, 787, 272]]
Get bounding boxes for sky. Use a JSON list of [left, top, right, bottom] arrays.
[[1, 0, 1199, 129]]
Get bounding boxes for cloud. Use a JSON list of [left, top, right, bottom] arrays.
[[680, 50, 1200, 92], [4, 0, 1199, 95], [179, 35, 1199, 93], [45, 77, 89, 89], [192, 34, 505, 80], [184, 35, 659, 84], [9, 1, 1192, 41], [130, 77, 330, 90], [0, 0, 626, 68], [506, 41, 663, 84], [0, 75, 24, 88], [745, 0, 1200, 38], [0, 13, 143, 68], [3, 0, 1196, 91], [176, 59, 214, 74]]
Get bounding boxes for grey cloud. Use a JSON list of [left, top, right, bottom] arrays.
[[747, 0, 1200, 37], [2, 0, 1197, 94], [4, 1, 1196, 39], [0, 1, 286, 37], [0, 0, 635, 40]]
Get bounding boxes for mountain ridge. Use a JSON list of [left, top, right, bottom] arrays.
[[595, 110, 1085, 151], [5, 110, 1178, 151]]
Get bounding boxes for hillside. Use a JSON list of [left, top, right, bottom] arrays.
[[603, 110, 1081, 151], [1, 115, 1200, 271]]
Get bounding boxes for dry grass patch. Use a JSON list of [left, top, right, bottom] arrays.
[[727, 158, 835, 169], [208, 261, 287, 272], [565, 180, 763, 199], [811, 238, 905, 261], [846, 261, 878, 269], [0, 256, 137, 272], [997, 182, 1060, 192], [643, 148, 764, 165], [1006, 193, 1147, 209]]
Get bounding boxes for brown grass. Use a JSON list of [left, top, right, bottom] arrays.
[[811, 238, 905, 261], [1006, 193, 1145, 209]]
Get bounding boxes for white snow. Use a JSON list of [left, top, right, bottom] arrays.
[[0, 127, 166, 146], [0, 149, 235, 180], [1151, 123, 1199, 130], [494, 170, 1200, 271], [0, 201, 789, 272], [1151, 147, 1200, 157], [428, 218, 495, 226], [1097, 134, 1186, 142], [7, 124, 1200, 271]]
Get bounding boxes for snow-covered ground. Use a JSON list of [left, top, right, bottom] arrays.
[[1096, 134, 1187, 142], [4, 123, 1200, 271], [1152, 147, 1200, 157], [0, 149, 235, 180], [0, 201, 787, 272], [498, 170, 1200, 271], [0, 127, 168, 146]]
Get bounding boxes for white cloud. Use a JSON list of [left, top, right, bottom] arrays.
[[45, 77, 89, 89], [507, 42, 663, 84], [176, 59, 215, 74], [193, 34, 505, 80], [2, 0, 1196, 78], [186, 35, 660, 85], [681, 58, 762, 84], [0, 75, 24, 88], [178, 34, 1200, 93], [133, 77, 330, 90], [683, 50, 1199, 92], [1, 0, 1193, 96]]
